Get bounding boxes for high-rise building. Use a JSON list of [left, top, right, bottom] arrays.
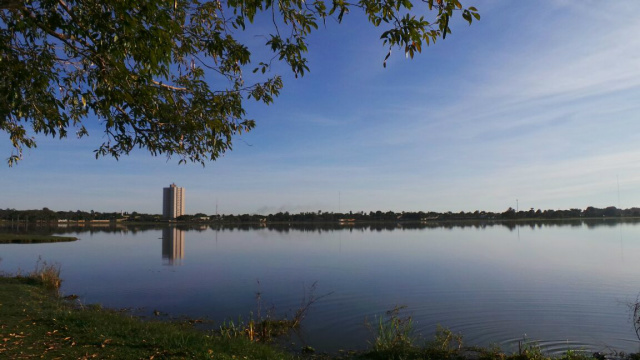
[[163, 183, 185, 219]]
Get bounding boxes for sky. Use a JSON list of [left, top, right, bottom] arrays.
[[3, 0, 640, 215]]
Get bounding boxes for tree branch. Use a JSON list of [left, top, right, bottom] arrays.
[[20, 7, 94, 54], [151, 80, 188, 92], [57, 0, 81, 28]]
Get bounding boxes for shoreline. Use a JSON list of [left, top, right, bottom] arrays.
[[1, 274, 639, 360]]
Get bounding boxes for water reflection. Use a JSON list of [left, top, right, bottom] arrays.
[[162, 227, 185, 265], [2, 218, 640, 236], [2, 220, 640, 355]]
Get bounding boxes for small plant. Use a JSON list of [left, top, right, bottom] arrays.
[[291, 281, 333, 328], [429, 325, 463, 352], [366, 307, 468, 359], [632, 294, 640, 341], [517, 335, 544, 360], [29, 256, 62, 290], [218, 318, 245, 339], [476, 343, 506, 360], [217, 281, 331, 343], [218, 311, 289, 342], [369, 305, 416, 352], [562, 349, 591, 360]]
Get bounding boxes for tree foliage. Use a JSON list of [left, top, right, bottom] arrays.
[[0, 0, 479, 165]]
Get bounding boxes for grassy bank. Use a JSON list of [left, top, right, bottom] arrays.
[[1, 272, 637, 359], [0, 233, 78, 244], [0, 275, 294, 359]]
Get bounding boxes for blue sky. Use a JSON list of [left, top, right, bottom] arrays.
[[3, 0, 640, 215]]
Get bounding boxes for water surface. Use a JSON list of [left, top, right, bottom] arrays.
[[2, 221, 640, 354]]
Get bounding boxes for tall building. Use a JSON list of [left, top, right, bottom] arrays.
[[163, 183, 185, 219]]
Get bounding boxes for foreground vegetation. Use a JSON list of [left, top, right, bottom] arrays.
[[364, 306, 640, 360], [0, 272, 293, 359], [0, 233, 78, 243], [2, 266, 639, 360]]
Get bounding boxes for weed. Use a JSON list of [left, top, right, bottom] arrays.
[[218, 317, 243, 339], [632, 294, 640, 341], [429, 325, 463, 352], [368, 305, 416, 352], [517, 335, 545, 360], [475, 343, 507, 360], [27, 256, 62, 290], [562, 349, 590, 360], [218, 312, 296, 342], [365, 307, 469, 360], [217, 281, 331, 343], [292, 281, 333, 327]]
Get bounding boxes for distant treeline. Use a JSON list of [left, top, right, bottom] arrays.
[[1, 206, 640, 224], [0, 208, 131, 222]]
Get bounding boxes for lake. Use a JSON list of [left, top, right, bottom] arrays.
[[2, 220, 640, 355]]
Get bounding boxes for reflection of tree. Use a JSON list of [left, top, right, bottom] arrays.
[[162, 227, 185, 266], [3, 218, 640, 237]]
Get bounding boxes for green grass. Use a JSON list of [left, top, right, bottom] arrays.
[[0, 233, 78, 243], [368, 305, 416, 354]]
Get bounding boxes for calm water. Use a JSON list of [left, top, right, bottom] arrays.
[[2, 221, 640, 354]]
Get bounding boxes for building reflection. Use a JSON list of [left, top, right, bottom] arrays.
[[162, 227, 185, 265]]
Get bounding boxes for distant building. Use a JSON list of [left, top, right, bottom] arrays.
[[163, 183, 185, 219]]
